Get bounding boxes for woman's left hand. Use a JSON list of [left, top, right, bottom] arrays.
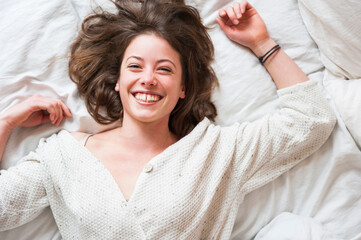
[[216, 0, 271, 53]]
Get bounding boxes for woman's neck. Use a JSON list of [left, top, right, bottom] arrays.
[[117, 116, 178, 152]]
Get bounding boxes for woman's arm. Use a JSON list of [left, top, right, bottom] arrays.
[[0, 95, 71, 230], [216, 1, 336, 193], [0, 95, 72, 161], [216, 0, 308, 89]]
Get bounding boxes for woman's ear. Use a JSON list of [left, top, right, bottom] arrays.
[[115, 81, 120, 92], [179, 85, 186, 99]]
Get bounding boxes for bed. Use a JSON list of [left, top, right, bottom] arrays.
[[0, 0, 360, 239]]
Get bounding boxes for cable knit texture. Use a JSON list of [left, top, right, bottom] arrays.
[[0, 80, 336, 239]]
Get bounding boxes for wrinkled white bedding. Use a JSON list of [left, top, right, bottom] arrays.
[[298, 0, 361, 150], [0, 0, 360, 239]]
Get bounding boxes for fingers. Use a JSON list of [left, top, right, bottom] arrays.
[[60, 101, 73, 118], [215, 17, 227, 32], [57, 101, 72, 126], [240, 0, 249, 14], [218, 8, 229, 24], [53, 103, 63, 126], [30, 95, 72, 127], [47, 99, 72, 127], [225, 6, 239, 25], [217, 1, 250, 26]]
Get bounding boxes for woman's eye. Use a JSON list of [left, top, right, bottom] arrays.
[[128, 64, 141, 69], [159, 67, 172, 73]]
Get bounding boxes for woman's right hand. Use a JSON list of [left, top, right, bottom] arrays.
[[0, 95, 72, 131]]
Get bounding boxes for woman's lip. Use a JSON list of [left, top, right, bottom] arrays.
[[131, 91, 163, 97], [134, 98, 159, 105]]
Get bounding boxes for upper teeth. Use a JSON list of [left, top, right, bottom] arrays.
[[135, 93, 160, 102]]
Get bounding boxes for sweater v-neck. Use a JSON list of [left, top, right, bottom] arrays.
[[59, 118, 210, 204]]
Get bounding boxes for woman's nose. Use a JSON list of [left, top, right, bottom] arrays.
[[141, 71, 157, 86]]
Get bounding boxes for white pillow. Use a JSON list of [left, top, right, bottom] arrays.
[[298, 0, 361, 80], [298, 0, 361, 148]]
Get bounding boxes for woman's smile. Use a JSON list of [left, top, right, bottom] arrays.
[[132, 92, 164, 104]]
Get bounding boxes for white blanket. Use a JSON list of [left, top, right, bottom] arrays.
[[0, 0, 360, 239]]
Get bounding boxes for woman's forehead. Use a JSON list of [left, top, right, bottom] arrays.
[[123, 34, 181, 64]]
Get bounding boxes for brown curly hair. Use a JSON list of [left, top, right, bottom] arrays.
[[69, 0, 218, 137]]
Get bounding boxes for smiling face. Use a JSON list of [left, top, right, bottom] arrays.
[[115, 34, 185, 127]]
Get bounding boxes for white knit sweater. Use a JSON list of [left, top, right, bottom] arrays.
[[0, 80, 336, 239]]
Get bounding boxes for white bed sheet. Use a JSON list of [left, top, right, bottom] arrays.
[[0, 0, 360, 239]]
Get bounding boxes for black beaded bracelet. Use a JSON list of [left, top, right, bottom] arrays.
[[258, 44, 280, 65]]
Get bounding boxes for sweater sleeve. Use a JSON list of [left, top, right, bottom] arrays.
[[235, 80, 336, 194], [0, 149, 49, 231]]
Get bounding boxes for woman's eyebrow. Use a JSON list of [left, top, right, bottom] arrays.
[[126, 56, 176, 69], [126, 56, 142, 62], [157, 59, 176, 69]]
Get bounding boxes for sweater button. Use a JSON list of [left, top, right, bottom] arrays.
[[144, 164, 153, 173]]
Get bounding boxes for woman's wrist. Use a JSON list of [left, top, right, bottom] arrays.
[[0, 114, 16, 133], [250, 38, 277, 58], [0, 114, 14, 162]]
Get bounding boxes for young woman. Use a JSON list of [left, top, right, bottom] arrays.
[[0, 0, 335, 239]]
